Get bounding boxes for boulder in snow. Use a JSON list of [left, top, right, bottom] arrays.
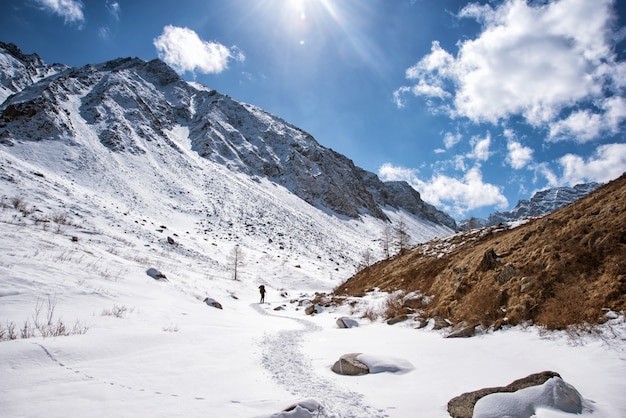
[[331, 353, 369, 376], [274, 398, 324, 417], [356, 353, 414, 374], [473, 376, 586, 417], [203, 297, 223, 309], [447, 370, 561, 418], [336, 317, 359, 328], [387, 315, 408, 325], [146, 267, 167, 281], [446, 322, 477, 338]]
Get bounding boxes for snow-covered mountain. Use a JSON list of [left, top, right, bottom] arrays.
[[0, 42, 454, 281], [461, 182, 602, 229]]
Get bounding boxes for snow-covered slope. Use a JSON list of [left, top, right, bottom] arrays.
[[0, 43, 455, 231]]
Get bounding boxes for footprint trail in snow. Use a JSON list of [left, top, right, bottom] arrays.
[[253, 303, 388, 418]]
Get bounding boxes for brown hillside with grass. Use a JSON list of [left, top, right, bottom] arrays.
[[334, 174, 626, 330]]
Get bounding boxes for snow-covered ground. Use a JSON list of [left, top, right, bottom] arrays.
[[1, 201, 625, 418], [1, 139, 625, 417]]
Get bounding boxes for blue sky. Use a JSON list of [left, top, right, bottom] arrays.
[[1, 0, 626, 220]]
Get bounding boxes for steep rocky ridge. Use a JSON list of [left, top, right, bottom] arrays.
[[0, 43, 455, 229], [0, 41, 68, 104], [335, 174, 626, 329]]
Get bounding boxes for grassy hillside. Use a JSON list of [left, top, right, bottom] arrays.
[[335, 174, 626, 330]]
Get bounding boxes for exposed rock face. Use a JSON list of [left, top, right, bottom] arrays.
[[0, 42, 68, 104], [447, 371, 561, 418], [331, 353, 369, 376], [0, 42, 455, 228]]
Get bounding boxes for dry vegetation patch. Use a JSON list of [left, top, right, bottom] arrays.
[[335, 174, 626, 329]]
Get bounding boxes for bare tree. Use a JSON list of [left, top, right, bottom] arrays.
[[394, 217, 411, 255], [381, 224, 393, 259], [356, 248, 373, 272], [231, 244, 244, 281]]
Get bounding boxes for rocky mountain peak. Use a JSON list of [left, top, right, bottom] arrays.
[[0, 44, 456, 230]]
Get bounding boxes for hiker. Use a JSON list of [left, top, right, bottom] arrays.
[[259, 285, 266, 303]]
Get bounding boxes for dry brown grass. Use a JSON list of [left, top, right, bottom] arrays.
[[335, 174, 626, 330]]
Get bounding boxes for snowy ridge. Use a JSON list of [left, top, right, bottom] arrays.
[[462, 182, 602, 228]]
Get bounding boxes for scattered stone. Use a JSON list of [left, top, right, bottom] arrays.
[[203, 297, 223, 309], [336, 317, 359, 328], [447, 371, 561, 418], [279, 398, 324, 417], [274, 305, 285, 311], [167, 236, 176, 245], [71, 236, 79, 242], [387, 315, 408, 325], [331, 353, 369, 376], [495, 263, 518, 284], [402, 297, 424, 310], [146, 267, 168, 281], [304, 304, 317, 315], [446, 322, 476, 338], [432, 316, 451, 330], [477, 248, 499, 272]]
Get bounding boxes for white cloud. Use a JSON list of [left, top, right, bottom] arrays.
[[33, 0, 84, 26], [98, 26, 111, 40], [394, 0, 625, 141], [106, 1, 120, 20], [467, 134, 491, 161], [558, 143, 626, 185], [443, 131, 462, 149], [153, 26, 245, 75], [506, 140, 534, 169], [378, 163, 508, 218]]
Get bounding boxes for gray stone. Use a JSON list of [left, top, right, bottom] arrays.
[[331, 353, 369, 376], [336, 317, 359, 328], [203, 297, 223, 309], [477, 248, 499, 272], [146, 267, 167, 281], [387, 315, 408, 325], [446, 322, 476, 338], [432, 316, 451, 330], [447, 371, 561, 418]]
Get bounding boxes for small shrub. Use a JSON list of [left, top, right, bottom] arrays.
[[101, 305, 129, 318], [382, 292, 407, 320], [361, 306, 380, 321], [163, 324, 180, 333]]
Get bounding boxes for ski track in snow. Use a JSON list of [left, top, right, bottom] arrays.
[[252, 304, 388, 418]]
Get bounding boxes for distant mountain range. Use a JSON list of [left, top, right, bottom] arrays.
[[460, 182, 602, 229]]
